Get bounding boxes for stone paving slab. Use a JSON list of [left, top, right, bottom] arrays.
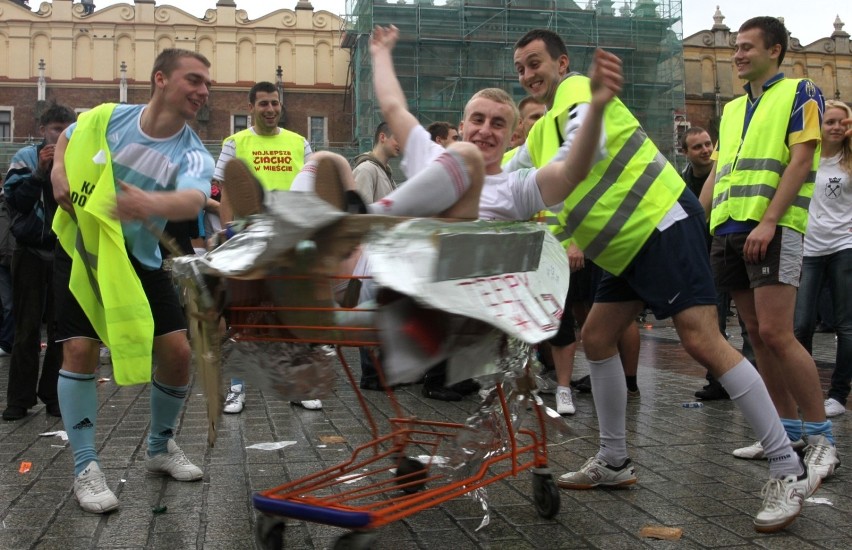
[[0, 326, 848, 549]]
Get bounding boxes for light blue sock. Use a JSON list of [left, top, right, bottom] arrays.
[[58, 370, 99, 476], [148, 378, 188, 456], [803, 420, 835, 445], [781, 418, 804, 442]]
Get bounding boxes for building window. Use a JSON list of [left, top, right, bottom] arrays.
[[75, 108, 91, 115], [0, 109, 12, 141], [232, 114, 249, 134], [308, 116, 327, 149]]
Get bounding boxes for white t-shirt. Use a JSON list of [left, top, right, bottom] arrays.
[[804, 152, 852, 257], [401, 125, 546, 221]]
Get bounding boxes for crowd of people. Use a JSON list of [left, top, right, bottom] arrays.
[[0, 13, 849, 535]]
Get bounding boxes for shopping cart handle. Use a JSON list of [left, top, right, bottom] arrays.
[[253, 494, 372, 528]]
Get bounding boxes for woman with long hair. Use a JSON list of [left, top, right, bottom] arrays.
[[794, 99, 852, 418]]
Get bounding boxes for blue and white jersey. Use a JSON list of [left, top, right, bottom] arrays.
[[66, 104, 213, 268]]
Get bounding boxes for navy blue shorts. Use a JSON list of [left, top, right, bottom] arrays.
[[54, 245, 186, 342], [595, 199, 717, 320]]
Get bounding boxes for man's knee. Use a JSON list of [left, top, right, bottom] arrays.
[[61, 338, 99, 374], [447, 142, 484, 183]]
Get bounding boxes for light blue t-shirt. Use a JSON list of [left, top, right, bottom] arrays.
[[66, 104, 213, 268]]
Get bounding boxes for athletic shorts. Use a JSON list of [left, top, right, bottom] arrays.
[[710, 226, 803, 291], [54, 245, 186, 341], [567, 262, 602, 304], [548, 291, 577, 347], [594, 209, 717, 320]]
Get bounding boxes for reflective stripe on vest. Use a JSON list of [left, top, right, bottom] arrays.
[[226, 128, 306, 191], [527, 78, 683, 274], [711, 78, 817, 234]]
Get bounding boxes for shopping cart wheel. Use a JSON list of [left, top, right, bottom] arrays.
[[255, 513, 285, 550], [395, 457, 428, 494], [532, 470, 561, 519], [334, 530, 377, 550]]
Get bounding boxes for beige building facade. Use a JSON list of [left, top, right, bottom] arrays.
[[0, 0, 351, 146], [683, 8, 852, 139]]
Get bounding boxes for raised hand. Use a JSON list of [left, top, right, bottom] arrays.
[[369, 25, 400, 56], [588, 48, 623, 110]]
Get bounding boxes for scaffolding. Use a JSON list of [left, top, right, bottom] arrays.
[[342, 0, 685, 161]]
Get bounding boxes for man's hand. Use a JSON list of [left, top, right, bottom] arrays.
[[588, 49, 623, 110], [51, 134, 73, 212], [744, 220, 776, 263], [844, 117, 852, 138], [113, 181, 153, 221], [567, 242, 585, 272], [37, 144, 56, 177], [370, 25, 399, 56]]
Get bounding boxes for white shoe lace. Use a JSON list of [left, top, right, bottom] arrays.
[[225, 391, 240, 405], [80, 472, 109, 496], [759, 478, 784, 511], [806, 443, 828, 465]]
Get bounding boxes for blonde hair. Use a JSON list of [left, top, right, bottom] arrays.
[[824, 99, 852, 176], [464, 88, 520, 133]]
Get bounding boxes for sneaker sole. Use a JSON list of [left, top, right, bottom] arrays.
[[754, 512, 801, 534], [145, 467, 203, 482], [557, 477, 637, 490], [75, 494, 119, 514], [223, 159, 264, 218]]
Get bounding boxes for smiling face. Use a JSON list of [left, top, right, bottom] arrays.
[[250, 90, 283, 135], [513, 39, 569, 108], [156, 56, 211, 121], [683, 131, 713, 171], [822, 106, 850, 152], [459, 96, 515, 174], [733, 28, 781, 85]]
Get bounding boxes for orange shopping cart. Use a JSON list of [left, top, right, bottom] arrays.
[[216, 269, 563, 550]]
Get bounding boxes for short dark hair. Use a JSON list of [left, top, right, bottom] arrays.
[[518, 96, 544, 114], [427, 121, 455, 142], [680, 126, 710, 151], [739, 16, 788, 66], [373, 121, 392, 145], [514, 29, 568, 62], [150, 48, 211, 95], [249, 81, 279, 105], [39, 103, 76, 127]]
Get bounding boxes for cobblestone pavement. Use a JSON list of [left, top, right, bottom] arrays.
[[1, 322, 848, 549]]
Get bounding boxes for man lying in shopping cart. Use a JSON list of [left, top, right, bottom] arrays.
[[183, 27, 624, 390]]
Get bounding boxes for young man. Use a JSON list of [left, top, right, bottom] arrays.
[[699, 17, 839, 477], [214, 81, 320, 412], [51, 49, 214, 514], [426, 121, 459, 148], [2, 103, 76, 421], [215, 81, 313, 223], [509, 27, 819, 533], [504, 96, 546, 162]]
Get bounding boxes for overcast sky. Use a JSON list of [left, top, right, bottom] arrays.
[[92, 0, 850, 45]]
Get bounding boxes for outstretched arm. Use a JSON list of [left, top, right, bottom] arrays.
[[51, 132, 73, 213], [371, 25, 419, 152], [535, 49, 623, 205]]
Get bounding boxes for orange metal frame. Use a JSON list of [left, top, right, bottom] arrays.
[[233, 274, 552, 529]]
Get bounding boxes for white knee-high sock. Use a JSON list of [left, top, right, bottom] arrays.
[[367, 150, 470, 216], [718, 359, 803, 478], [589, 354, 629, 466], [290, 159, 318, 192]]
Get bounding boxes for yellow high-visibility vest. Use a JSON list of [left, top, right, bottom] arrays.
[[526, 75, 685, 275], [226, 128, 306, 190], [53, 103, 154, 386], [711, 78, 817, 235]]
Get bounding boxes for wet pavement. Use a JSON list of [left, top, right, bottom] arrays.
[[1, 319, 849, 549]]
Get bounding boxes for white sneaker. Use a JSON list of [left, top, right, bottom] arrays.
[[223, 383, 245, 414], [99, 346, 111, 365], [733, 438, 806, 460], [824, 398, 846, 418], [293, 399, 323, 410], [753, 465, 821, 533], [558, 457, 637, 489], [146, 440, 203, 481], [803, 434, 841, 480], [556, 388, 575, 415], [74, 461, 119, 513]]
